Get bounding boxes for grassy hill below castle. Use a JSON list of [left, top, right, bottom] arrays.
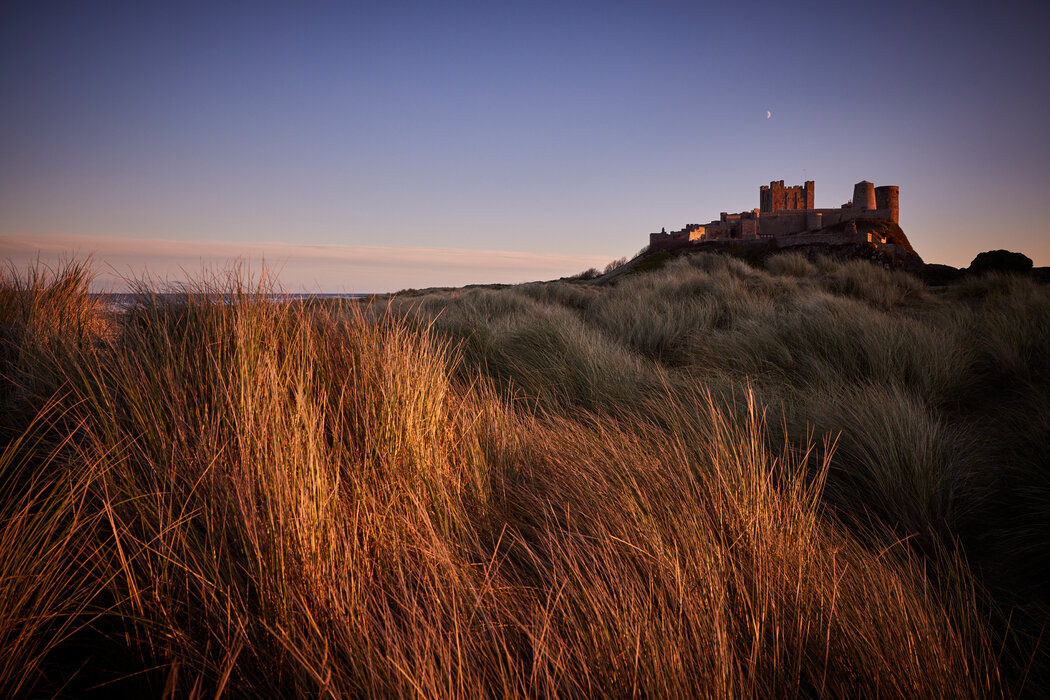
[[2, 253, 1049, 697]]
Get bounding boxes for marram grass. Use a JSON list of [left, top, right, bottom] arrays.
[[1, 257, 1047, 696]]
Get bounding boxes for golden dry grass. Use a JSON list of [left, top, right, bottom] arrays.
[[1, 256, 1047, 696]]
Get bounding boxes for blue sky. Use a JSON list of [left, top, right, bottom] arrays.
[[2, 1, 1048, 291]]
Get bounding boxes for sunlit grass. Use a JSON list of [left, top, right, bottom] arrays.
[[0, 256, 1046, 695]]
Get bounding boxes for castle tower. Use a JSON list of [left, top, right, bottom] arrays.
[[874, 185, 899, 223], [803, 180, 815, 209], [760, 180, 785, 213], [760, 180, 813, 213], [852, 181, 876, 211]]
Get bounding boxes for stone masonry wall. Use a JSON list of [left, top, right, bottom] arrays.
[[760, 180, 815, 213]]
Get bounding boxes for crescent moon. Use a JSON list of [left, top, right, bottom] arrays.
[[766, 110, 771, 119]]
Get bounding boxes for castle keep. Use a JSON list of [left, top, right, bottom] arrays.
[[650, 179, 900, 250], [760, 180, 814, 213]]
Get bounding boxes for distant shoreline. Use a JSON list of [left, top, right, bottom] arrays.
[[92, 292, 373, 312]]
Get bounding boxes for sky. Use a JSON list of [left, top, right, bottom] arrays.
[[2, 0, 1048, 292]]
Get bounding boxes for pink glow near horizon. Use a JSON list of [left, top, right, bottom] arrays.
[[0, 234, 613, 293]]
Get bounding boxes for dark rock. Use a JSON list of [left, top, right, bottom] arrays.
[[921, 263, 964, 286], [968, 250, 1033, 275]]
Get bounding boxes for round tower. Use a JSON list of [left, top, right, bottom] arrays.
[[874, 185, 899, 223], [852, 181, 876, 211]]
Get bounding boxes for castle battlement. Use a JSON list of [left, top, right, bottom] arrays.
[[760, 180, 814, 213], [649, 179, 899, 250]]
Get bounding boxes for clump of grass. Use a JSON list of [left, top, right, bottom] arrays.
[[766, 251, 818, 277], [818, 257, 929, 308], [581, 256, 781, 369], [631, 250, 673, 274], [493, 390, 1001, 697], [761, 291, 970, 395], [0, 260, 102, 347], [48, 270, 512, 694], [482, 302, 670, 412], [515, 280, 599, 313], [0, 403, 103, 698], [0, 260, 105, 424], [389, 286, 670, 413], [788, 381, 979, 541]]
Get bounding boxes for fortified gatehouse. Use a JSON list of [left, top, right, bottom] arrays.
[[649, 179, 900, 249]]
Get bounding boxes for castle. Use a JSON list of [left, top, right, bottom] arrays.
[[649, 180, 900, 249]]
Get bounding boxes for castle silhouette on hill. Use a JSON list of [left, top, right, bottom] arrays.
[[649, 179, 900, 251]]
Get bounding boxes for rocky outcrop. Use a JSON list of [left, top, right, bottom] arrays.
[[968, 250, 1033, 275]]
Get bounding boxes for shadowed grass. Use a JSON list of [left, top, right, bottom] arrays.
[[0, 402, 105, 697]]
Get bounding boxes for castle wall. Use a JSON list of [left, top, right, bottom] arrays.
[[815, 207, 892, 227], [702, 221, 735, 239], [742, 207, 895, 239], [775, 230, 869, 247], [756, 213, 810, 237]]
